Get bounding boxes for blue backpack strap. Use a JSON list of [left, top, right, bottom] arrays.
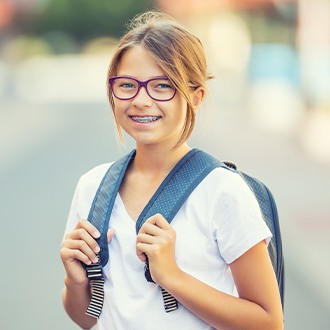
[[87, 149, 136, 267], [83, 150, 135, 318], [135, 148, 223, 232], [135, 149, 225, 312], [84, 148, 223, 317]]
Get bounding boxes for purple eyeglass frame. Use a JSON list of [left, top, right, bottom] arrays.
[[108, 76, 177, 101]]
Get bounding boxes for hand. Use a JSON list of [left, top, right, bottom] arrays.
[[60, 219, 115, 285], [136, 214, 179, 285]]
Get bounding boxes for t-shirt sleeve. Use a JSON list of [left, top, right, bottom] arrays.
[[212, 172, 272, 264]]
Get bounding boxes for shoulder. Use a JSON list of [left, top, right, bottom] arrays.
[[79, 162, 113, 187], [194, 166, 272, 263], [189, 165, 264, 227], [64, 162, 114, 234], [74, 162, 114, 204], [197, 165, 256, 201]]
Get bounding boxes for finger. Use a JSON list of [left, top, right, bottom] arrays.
[[139, 221, 164, 237], [136, 233, 159, 245], [136, 242, 149, 262], [139, 221, 175, 247], [139, 213, 172, 236], [66, 227, 100, 255], [76, 219, 100, 239], [61, 246, 94, 266], [145, 213, 169, 228], [107, 228, 115, 243], [136, 230, 155, 263], [62, 238, 99, 264]]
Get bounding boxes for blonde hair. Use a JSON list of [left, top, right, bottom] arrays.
[[107, 10, 212, 144]]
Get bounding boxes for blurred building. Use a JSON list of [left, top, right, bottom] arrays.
[[157, 0, 297, 17], [157, 0, 330, 162], [1, 0, 329, 161], [297, 0, 330, 162]]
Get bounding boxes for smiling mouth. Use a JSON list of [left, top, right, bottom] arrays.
[[130, 116, 161, 123]]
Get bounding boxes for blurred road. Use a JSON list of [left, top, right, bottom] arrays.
[[1, 85, 330, 329]]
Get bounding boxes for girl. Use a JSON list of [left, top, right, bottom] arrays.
[[60, 11, 283, 330]]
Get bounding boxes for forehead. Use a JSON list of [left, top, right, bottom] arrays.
[[117, 45, 165, 79]]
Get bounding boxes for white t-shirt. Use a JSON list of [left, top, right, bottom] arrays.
[[65, 161, 272, 330]]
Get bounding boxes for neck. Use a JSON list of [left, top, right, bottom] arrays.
[[133, 143, 191, 175]]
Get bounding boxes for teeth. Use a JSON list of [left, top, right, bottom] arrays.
[[131, 116, 160, 123]]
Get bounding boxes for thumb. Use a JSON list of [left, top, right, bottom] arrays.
[[107, 228, 115, 243]]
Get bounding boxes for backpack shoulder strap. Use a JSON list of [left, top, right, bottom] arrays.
[[83, 148, 223, 317], [135, 148, 224, 233], [82, 150, 135, 318], [87, 149, 136, 267], [135, 148, 225, 312], [87, 148, 222, 267]]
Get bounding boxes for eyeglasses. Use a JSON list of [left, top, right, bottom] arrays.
[[109, 76, 177, 101]]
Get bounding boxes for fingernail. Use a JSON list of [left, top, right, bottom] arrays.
[[93, 257, 99, 264], [95, 245, 100, 253], [94, 231, 100, 238]]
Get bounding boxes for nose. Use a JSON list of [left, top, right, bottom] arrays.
[[131, 85, 152, 107]]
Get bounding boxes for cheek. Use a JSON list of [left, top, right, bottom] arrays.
[[175, 98, 189, 121], [113, 100, 129, 116], [112, 102, 126, 126], [113, 98, 120, 111]]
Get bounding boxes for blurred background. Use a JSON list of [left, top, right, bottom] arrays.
[[0, 0, 329, 329]]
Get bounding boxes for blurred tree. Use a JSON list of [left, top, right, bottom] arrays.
[[18, 0, 154, 44]]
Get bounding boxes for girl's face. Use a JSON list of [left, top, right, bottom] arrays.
[[113, 45, 189, 149]]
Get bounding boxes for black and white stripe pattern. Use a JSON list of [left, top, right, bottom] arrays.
[[85, 256, 105, 318], [145, 259, 178, 313], [161, 288, 178, 313]]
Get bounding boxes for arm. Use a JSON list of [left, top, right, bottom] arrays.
[[136, 214, 283, 330], [164, 241, 283, 330], [62, 277, 96, 330], [60, 219, 115, 329]]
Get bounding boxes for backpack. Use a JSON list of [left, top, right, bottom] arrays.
[[83, 148, 284, 318]]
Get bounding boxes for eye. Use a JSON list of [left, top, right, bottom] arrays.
[[153, 80, 174, 90], [120, 82, 136, 89], [115, 78, 137, 89], [157, 83, 172, 89]]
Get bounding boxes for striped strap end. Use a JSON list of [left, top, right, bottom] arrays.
[[161, 287, 178, 313], [85, 256, 105, 318]]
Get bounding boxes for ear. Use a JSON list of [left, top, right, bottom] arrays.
[[192, 87, 205, 109]]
